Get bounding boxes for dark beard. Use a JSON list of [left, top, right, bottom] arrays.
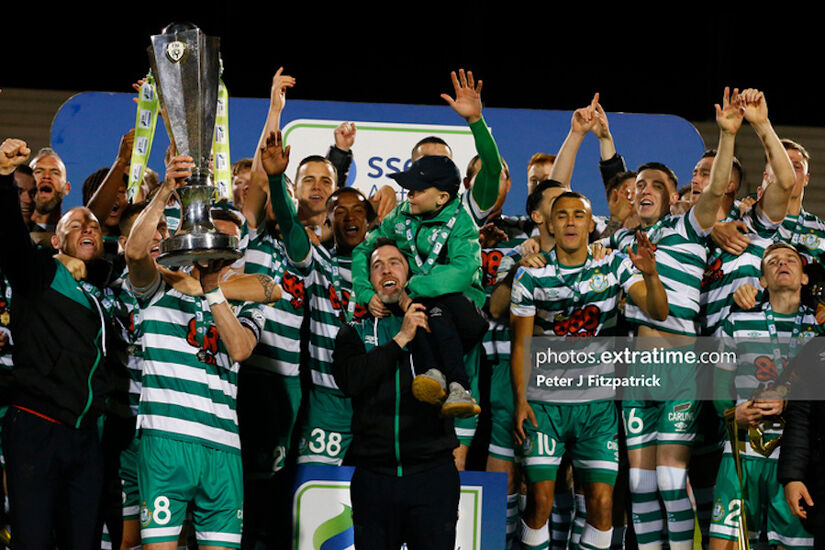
[[35, 194, 63, 214]]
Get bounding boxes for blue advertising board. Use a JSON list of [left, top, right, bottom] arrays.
[[51, 92, 704, 218], [291, 465, 507, 550]]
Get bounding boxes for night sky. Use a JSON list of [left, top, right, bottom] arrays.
[[5, 5, 819, 127]]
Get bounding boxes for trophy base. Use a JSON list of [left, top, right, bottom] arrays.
[[157, 231, 241, 267]]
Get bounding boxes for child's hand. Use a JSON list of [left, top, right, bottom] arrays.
[[369, 294, 390, 318]]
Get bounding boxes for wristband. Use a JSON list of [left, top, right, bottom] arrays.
[[205, 287, 226, 307]]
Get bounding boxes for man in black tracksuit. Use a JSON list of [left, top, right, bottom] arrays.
[[332, 238, 460, 550], [0, 139, 112, 550], [778, 335, 825, 549]]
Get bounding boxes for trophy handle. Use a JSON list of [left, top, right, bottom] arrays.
[[724, 407, 751, 550]]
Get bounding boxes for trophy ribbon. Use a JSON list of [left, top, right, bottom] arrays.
[[128, 73, 159, 203], [211, 59, 231, 201]]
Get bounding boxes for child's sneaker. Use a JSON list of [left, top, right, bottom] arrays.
[[412, 368, 447, 405], [441, 382, 481, 418]]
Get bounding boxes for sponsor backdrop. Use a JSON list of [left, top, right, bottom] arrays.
[[51, 92, 704, 218], [292, 465, 507, 550]]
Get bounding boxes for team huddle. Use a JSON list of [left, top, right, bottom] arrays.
[[0, 70, 822, 550]]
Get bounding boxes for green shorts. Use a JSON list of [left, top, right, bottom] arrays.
[[138, 435, 243, 548], [520, 401, 619, 485], [120, 438, 140, 520], [238, 368, 302, 476], [622, 400, 700, 450], [488, 356, 515, 461], [296, 387, 353, 466], [710, 454, 812, 549]]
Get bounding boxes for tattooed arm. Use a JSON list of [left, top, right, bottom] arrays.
[[161, 270, 282, 303]]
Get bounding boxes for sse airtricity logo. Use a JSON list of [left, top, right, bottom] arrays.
[[312, 504, 353, 550]]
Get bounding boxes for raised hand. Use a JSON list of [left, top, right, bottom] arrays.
[[260, 130, 291, 177], [0, 138, 31, 176], [117, 129, 135, 164], [269, 67, 295, 113], [334, 122, 356, 152], [627, 230, 658, 276], [591, 96, 611, 139], [440, 69, 483, 124], [740, 88, 768, 125], [571, 94, 599, 136], [715, 87, 744, 135]]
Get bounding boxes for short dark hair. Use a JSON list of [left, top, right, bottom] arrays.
[[411, 136, 452, 161], [780, 139, 811, 170], [637, 162, 678, 190], [525, 179, 566, 216], [82, 167, 112, 206], [296, 155, 338, 185], [326, 187, 377, 223], [700, 149, 744, 188], [211, 206, 244, 229], [14, 164, 33, 178], [550, 191, 592, 216], [605, 170, 637, 201], [761, 242, 803, 274], [118, 202, 148, 236], [369, 237, 410, 277]]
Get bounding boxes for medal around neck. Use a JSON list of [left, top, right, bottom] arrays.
[[148, 22, 240, 267]]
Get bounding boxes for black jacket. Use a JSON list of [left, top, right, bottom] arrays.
[[332, 312, 457, 476], [0, 173, 111, 428]]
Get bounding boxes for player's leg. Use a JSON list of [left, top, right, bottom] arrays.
[[623, 402, 665, 550]]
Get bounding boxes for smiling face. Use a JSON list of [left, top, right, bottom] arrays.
[[32, 153, 70, 215], [52, 207, 103, 261], [369, 243, 410, 304], [104, 181, 129, 229], [327, 191, 370, 253], [548, 195, 594, 254], [634, 168, 677, 226], [296, 160, 337, 218], [761, 245, 807, 293], [690, 156, 714, 204]]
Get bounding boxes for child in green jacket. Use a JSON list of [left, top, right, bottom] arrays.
[[352, 155, 487, 418]]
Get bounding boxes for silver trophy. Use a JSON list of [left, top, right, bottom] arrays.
[[148, 22, 240, 267]]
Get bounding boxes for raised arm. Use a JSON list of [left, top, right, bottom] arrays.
[[198, 261, 258, 363], [441, 69, 502, 213], [743, 89, 795, 222], [126, 155, 191, 290], [244, 68, 295, 229], [548, 93, 599, 188], [86, 129, 133, 222], [260, 130, 312, 265], [694, 87, 743, 230], [0, 139, 48, 293]]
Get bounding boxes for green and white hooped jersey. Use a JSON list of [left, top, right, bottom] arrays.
[[133, 277, 265, 454], [604, 207, 711, 336], [778, 208, 825, 263], [719, 306, 821, 460], [114, 281, 144, 417], [511, 250, 642, 402], [242, 226, 305, 377], [294, 245, 369, 396], [700, 207, 780, 336]]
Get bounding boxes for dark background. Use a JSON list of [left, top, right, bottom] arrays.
[[3, 5, 817, 127]]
